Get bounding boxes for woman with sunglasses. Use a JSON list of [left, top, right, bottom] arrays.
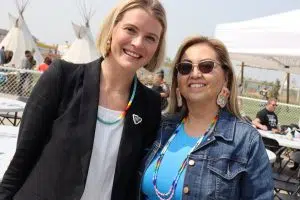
[[0, 0, 167, 199], [139, 36, 273, 200]]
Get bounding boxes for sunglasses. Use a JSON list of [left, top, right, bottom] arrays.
[[271, 104, 278, 107], [176, 60, 221, 75]]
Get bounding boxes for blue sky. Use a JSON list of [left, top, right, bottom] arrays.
[[1, 0, 300, 86]]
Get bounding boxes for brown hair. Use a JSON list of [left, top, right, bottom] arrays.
[[44, 57, 52, 65], [96, 0, 167, 72], [168, 35, 241, 118], [4, 50, 13, 63]]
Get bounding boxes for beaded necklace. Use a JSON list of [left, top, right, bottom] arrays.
[[97, 76, 137, 125], [152, 114, 219, 200]]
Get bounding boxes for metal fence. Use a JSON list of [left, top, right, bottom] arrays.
[[0, 67, 299, 127], [0, 66, 42, 97], [239, 96, 300, 126]]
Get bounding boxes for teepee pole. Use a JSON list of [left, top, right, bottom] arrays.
[[77, 0, 95, 28], [15, 0, 29, 18]]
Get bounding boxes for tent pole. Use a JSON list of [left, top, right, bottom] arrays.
[[241, 62, 244, 85], [287, 72, 290, 104]]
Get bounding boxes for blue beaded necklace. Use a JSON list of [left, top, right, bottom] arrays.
[[152, 115, 219, 200]]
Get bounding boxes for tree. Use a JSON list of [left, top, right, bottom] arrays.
[[269, 79, 281, 99]]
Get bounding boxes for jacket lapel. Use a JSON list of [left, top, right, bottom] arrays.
[[78, 58, 102, 179], [76, 59, 146, 190], [112, 80, 145, 187]]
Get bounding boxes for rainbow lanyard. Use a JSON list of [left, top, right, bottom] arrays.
[[97, 76, 137, 125], [152, 114, 219, 200]]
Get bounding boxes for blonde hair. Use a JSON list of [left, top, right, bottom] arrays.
[[169, 35, 241, 118], [97, 0, 167, 72]]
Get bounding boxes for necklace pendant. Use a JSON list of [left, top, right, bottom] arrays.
[[132, 114, 142, 125]]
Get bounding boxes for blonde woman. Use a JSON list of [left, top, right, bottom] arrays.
[[140, 36, 273, 200], [0, 0, 167, 199]]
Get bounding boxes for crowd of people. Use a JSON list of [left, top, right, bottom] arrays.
[[0, 47, 53, 96], [0, 46, 52, 72], [0, 0, 276, 199]]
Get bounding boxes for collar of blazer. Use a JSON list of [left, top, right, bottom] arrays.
[[76, 57, 146, 186]]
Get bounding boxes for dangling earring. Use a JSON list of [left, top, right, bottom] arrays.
[[217, 87, 230, 108], [105, 39, 111, 56], [176, 88, 182, 107]]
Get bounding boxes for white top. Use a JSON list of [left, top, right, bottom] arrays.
[[0, 125, 19, 181], [81, 106, 124, 200], [0, 97, 26, 112], [258, 129, 300, 149]]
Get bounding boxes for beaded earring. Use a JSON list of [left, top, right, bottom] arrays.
[[176, 88, 182, 107], [217, 87, 230, 108]]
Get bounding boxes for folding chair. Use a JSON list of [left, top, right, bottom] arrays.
[[262, 137, 286, 168], [275, 185, 300, 200], [274, 152, 300, 197]]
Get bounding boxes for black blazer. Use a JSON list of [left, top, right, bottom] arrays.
[[0, 58, 161, 200]]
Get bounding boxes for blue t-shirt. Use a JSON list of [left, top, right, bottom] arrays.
[[142, 125, 199, 200]]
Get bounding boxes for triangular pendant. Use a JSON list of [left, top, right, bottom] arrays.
[[132, 114, 142, 125]]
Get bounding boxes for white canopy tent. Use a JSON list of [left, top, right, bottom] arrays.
[[0, 0, 43, 68], [215, 9, 300, 103], [62, 2, 99, 64], [214, 9, 300, 74]]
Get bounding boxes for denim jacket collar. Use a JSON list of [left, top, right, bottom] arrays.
[[161, 108, 237, 143], [213, 109, 237, 142]]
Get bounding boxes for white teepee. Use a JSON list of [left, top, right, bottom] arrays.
[[62, 1, 99, 64], [0, 0, 43, 68]]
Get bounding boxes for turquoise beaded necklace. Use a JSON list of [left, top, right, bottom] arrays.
[[97, 76, 137, 125], [152, 114, 219, 200]]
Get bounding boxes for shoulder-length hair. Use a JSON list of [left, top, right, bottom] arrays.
[[168, 35, 241, 118]]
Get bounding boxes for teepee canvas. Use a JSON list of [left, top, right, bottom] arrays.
[[0, 0, 43, 68], [62, 2, 99, 64]]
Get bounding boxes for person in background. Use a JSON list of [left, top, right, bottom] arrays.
[[151, 70, 169, 111], [143, 74, 153, 88], [0, 46, 5, 65], [0, 0, 167, 199], [17, 50, 36, 96], [252, 98, 280, 133], [4, 50, 13, 64], [38, 57, 52, 72], [140, 35, 273, 200], [21, 50, 37, 70]]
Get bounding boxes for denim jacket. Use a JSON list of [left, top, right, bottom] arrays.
[[138, 109, 274, 200]]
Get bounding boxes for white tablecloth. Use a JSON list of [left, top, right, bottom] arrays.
[[258, 130, 300, 149], [0, 125, 19, 180], [266, 149, 276, 163], [0, 97, 26, 112]]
